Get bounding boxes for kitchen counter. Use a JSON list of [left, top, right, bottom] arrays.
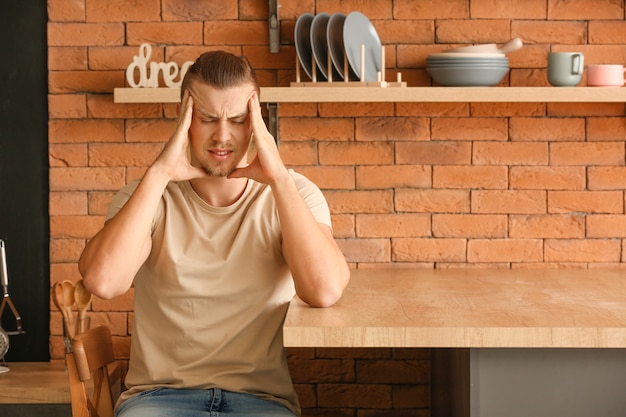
[[284, 267, 626, 348]]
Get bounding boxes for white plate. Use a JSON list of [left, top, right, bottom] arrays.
[[343, 11, 382, 82], [311, 13, 341, 81], [429, 52, 506, 59], [294, 13, 319, 80], [327, 13, 358, 81]]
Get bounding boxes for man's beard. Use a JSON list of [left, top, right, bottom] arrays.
[[201, 161, 237, 178]]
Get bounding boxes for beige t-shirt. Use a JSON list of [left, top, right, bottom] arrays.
[[107, 172, 331, 415]]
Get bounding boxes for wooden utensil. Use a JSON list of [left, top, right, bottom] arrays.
[[56, 280, 76, 338], [74, 280, 92, 334]]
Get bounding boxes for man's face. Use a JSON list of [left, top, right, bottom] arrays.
[[186, 80, 256, 177]]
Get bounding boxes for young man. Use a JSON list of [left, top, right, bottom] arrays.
[[79, 51, 350, 416]]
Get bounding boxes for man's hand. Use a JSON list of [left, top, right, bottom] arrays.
[[152, 90, 209, 182], [228, 92, 289, 186]]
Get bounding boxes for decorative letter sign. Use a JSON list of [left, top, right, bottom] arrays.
[[126, 44, 193, 88]]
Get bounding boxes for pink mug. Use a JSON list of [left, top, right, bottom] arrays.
[[587, 64, 626, 86]]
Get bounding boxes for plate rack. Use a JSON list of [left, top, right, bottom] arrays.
[[291, 45, 407, 88]]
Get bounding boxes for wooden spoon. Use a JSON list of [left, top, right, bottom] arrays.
[[60, 280, 76, 337], [74, 280, 92, 333]]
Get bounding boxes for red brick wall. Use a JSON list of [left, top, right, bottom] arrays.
[[48, 0, 626, 415]]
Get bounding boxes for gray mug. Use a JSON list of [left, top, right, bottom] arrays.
[[548, 52, 584, 87]]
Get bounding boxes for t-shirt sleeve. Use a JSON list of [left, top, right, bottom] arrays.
[[290, 170, 333, 230], [105, 179, 164, 233]]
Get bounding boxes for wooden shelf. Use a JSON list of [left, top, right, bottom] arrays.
[[114, 86, 626, 104]]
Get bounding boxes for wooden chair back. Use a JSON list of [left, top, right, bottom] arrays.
[[67, 325, 121, 417]]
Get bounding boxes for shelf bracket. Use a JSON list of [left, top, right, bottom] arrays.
[[267, 102, 279, 146], [269, 0, 279, 53]]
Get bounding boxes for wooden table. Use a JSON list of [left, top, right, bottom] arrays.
[[0, 361, 69, 404], [284, 268, 626, 348], [284, 268, 626, 417]]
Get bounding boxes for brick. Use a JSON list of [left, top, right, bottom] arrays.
[[318, 384, 391, 408], [49, 70, 124, 94], [432, 214, 507, 238], [279, 142, 317, 166], [471, 0, 546, 18], [293, 166, 355, 190], [357, 360, 428, 384], [47, 22, 125, 46], [50, 262, 82, 284], [467, 239, 543, 263], [337, 238, 391, 263], [88, 191, 117, 215], [396, 189, 470, 213], [396, 142, 472, 165], [396, 102, 469, 117], [392, 238, 467, 262], [509, 214, 585, 238], [328, 215, 354, 240], [393, 385, 429, 409], [393, 0, 468, 19], [289, 359, 355, 383], [375, 20, 434, 45], [587, 215, 626, 238], [326, 190, 394, 214], [587, 117, 626, 141], [589, 21, 626, 43], [162, 0, 238, 21], [50, 191, 88, 215], [89, 46, 165, 71], [88, 143, 163, 167], [356, 214, 431, 238], [548, 103, 624, 117], [436, 20, 512, 44], [471, 190, 547, 214], [48, 0, 86, 21], [550, 142, 625, 166], [204, 21, 268, 45], [49, 119, 124, 143], [510, 117, 585, 141], [471, 102, 546, 117], [50, 215, 105, 239], [48, 94, 87, 119], [318, 102, 394, 118], [48, 47, 87, 70], [317, 0, 392, 19], [544, 239, 621, 263], [280, 117, 354, 141], [50, 238, 86, 263], [49, 167, 126, 191], [356, 165, 431, 189], [548, 191, 623, 214], [433, 165, 508, 189], [49, 144, 88, 167], [432, 117, 508, 141], [356, 117, 430, 141], [512, 21, 587, 44], [588, 167, 626, 190], [127, 22, 203, 45], [86, 95, 163, 119], [319, 142, 394, 166], [509, 166, 586, 190], [547, 0, 623, 19], [86, 0, 161, 22]]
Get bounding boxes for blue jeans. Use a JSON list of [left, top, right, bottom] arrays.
[[115, 388, 296, 417]]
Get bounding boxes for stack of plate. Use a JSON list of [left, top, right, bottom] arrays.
[[295, 11, 382, 82], [426, 52, 510, 86]]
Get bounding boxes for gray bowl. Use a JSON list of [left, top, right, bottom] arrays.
[[426, 66, 510, 86]]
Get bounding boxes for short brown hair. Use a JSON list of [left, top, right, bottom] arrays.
[[181, 51, 260, 98]]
